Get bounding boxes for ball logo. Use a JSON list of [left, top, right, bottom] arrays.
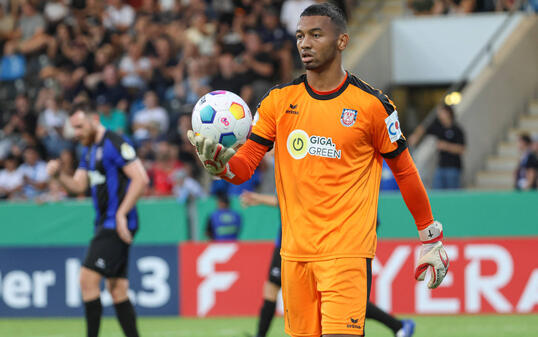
[[287, 129, 309, 159], [220, 117, 230, 127]]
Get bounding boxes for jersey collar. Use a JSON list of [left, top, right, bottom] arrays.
[[303, 72, 350, 100]]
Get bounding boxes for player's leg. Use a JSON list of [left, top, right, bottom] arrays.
[[281, 259, 321, 337], [315, 258, 372, 337], [106, 229, 140, 337], [253, 245, 282, 337], [80, 267, 103, 337], [107, 277, 139, 337], [366, 301, 416, 336]]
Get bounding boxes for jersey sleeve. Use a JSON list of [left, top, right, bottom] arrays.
[[371, 94, 408, 159], [78, 147, 89, 170], [249, 88, 278, 147], [106, 133, 137, 168]]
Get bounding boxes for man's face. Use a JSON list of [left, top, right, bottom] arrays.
[[437, 107, 453, 127], [23, 149, 38, 165], [296, 15, 342, 71], [70, 111, 96, 146]]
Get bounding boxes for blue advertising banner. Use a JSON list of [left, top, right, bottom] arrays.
[[0, 246, 179, 317]]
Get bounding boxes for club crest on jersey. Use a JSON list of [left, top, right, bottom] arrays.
[[340, 109, 357, 127]]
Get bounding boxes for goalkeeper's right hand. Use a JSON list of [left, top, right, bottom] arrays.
[[187, 130, 236, 177]]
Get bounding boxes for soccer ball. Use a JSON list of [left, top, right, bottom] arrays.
[[191, 90, 253, 149]]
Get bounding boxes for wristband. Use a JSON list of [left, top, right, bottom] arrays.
[[419, 221, 443, 243]]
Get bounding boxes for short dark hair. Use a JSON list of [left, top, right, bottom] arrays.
[[520, 133, 532, 145], [69, 102, 94, 116], [300, 2, 347, 33], [216, 192, 230, 206]]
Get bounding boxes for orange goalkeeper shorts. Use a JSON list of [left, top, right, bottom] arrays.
[[281, 257, 372, 337]]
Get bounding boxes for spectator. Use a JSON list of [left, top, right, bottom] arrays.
[[2, 94, 37, 140], [119, 37, 152, 91], [44, 0, 69, 30], [97, 95, 127, 134], [133, 90, 169, 140], [88, 64, 129, 111], [172, 167, 205, 203], [0, 4, 15, 43], [148, 140, 182, 196], [36, 95, 71, 157], [103, 0, 136, 32], [409, 104, 466, 189], [19, 146, 48, 200], [514, 133, 537, 190], [6, 0, 53, 56], [236, 30, 275, 107], [206, 192, 242, 241], [186, 13, 216, 56], [280, 0, 316, 36], [0, 154, 24, 200], [210, 51, 248, 96], [258, 7, 294, 82], [0, 40, 25, 80], [149, 35, 178, 99]]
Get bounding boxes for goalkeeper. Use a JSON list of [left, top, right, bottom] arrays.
[[188, 3, 449, 336]]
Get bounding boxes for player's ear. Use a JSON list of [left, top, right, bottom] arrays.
[[337, 33, 349, 51]]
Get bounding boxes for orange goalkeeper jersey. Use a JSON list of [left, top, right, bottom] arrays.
[[250, 73, 407, 261]]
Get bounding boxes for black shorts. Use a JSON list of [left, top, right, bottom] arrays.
[[83, 227, 135, 278], [267, 245, 282, 287]]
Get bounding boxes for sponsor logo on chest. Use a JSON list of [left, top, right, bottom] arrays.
[[287, 129, 341, 160]]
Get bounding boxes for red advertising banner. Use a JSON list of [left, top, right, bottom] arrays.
[[180, 238, 538, 316], [373, 238, 538, 314], [180, 242, 274, 316]]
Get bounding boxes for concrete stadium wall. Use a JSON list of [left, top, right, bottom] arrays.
[[458, 15, 538, 186], [345, 22, 392, 90]]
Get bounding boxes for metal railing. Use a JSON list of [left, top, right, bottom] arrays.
[[418, 0, 529, 131]]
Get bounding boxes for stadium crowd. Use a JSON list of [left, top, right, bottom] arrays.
[[0, 0, 352, 202], [407, 0, 538, 15]]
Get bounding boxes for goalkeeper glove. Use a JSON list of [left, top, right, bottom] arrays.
[[187, 130, 236, 177], [415, 221, 449, 289]]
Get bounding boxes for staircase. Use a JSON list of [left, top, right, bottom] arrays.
[[348, 0, 405, 34], [475, 99, 538, 189]]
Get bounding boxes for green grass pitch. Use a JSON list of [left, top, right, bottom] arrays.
[[0, 315, 537, 337]]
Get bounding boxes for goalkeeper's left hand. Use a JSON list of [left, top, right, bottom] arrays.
[[415, 221, 449, 289], [187, 130, 236, 176]]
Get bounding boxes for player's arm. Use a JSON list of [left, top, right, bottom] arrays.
[[47, 160, 88, 195], [372, 93, 448, 289], [240, 191, 278, 207], [384, 150, 449, 289], [118, 159, 150, 218]]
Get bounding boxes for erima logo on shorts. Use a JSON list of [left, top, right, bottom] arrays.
[[88, 171, 106, 186], [287, 129, 341, 160]]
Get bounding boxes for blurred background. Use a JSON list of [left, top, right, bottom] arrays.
[[0, 0, 537, 336]]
